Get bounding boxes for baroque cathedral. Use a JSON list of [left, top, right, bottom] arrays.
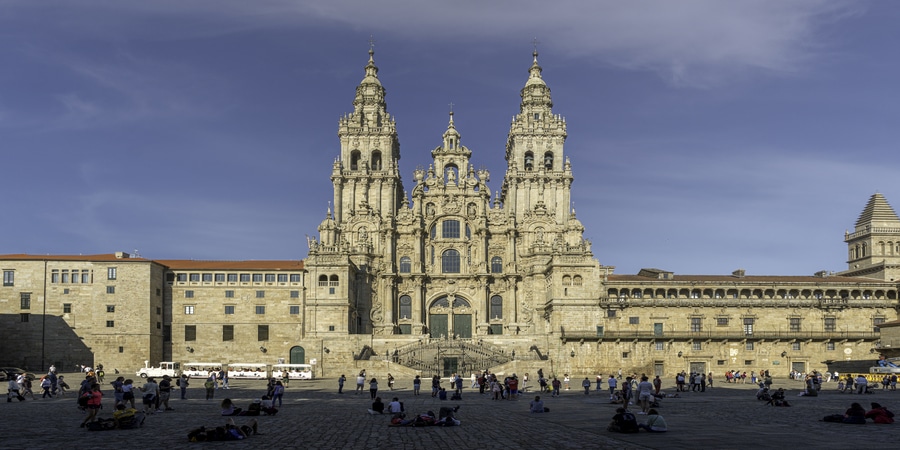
[[2, 49, 899, 379]]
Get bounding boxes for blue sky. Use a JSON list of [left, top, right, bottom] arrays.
[[2, 0, 898, 276]]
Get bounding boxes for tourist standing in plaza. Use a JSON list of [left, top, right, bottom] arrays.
[[432, 375, 441, 398], [855, 374, 868, 394], [652, 375, 662, 395], [637, 376, 654, 414], [159, 375, 174, 411], [563, 374, 570, 390], [551, 377, 561, 397], [388, 373, 395, 391], [204, 376, 216, 400], [581, 377, 590, 395], [608, 375, 618, 396], [338, 374, 346, 393], [178, 374, 189, 399], [111, 376, 125, 406], [412, 375, 420, 395], [272, 381, 285, 407], [369, 377, 379, 399], [140, 377, 160, 415], [122, 379, 135, 407], [356, 371, 366, 394]]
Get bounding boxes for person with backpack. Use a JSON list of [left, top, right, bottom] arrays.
[[608, 407, 639, 433]]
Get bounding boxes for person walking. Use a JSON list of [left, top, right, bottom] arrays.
[[637, 376, 654, 414], [413, 375, 421, 396], [178, 374, 189, 399], [608, 375, 618, 396], [272, 381, 285, 407], [582, 377, 591, 395], [80, 384, 103, 428], [338, 374, 346, 394], [356, 371, 366, 395]]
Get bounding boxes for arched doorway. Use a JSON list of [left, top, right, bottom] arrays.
[[289, 346, 306, 364], [428, 295, 472, 339]]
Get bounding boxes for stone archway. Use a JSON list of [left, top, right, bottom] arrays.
[[428, 295, 473, 338]]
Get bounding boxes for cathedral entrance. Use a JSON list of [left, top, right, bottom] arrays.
[[428, 296, 473, 339]]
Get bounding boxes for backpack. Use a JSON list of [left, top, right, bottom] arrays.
[[176, 379, 181, 387]]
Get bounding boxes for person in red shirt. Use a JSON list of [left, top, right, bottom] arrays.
[[80, 384, 103, 427]]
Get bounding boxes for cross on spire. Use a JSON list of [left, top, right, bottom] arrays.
[[532, 37, 540, 53], [368, 35, 376, 52], [448, 102, 454, 112]]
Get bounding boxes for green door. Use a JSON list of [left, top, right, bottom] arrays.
[[290, 346, 305, 364], [443, 357, 458, 377], [454, 314, 472, 338], [430, 314, 448, 338]]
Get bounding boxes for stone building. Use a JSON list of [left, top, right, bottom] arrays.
[[1, 50, 898, 378]]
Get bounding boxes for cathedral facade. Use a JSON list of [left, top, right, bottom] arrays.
[[2, 50, 899, 378]]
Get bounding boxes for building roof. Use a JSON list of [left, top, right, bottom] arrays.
[[0, 253, 150, 262], [154, 260, 304, 270], [608, 273, 891, 285], [855, 192, 900, 229]]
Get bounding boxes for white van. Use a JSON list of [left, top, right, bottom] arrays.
[[182, 363, 222, 379], [227, 363, 269, 379], [272, 364, 314, 380]]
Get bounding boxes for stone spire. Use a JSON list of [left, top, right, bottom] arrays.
[[520, 50, 553, 110], [854, 192, 900, 230]]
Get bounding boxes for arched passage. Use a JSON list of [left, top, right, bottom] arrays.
[[289, 346, 306, 364], [429, 296, 472, 338]]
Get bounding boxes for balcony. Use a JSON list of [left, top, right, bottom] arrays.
[[561, 329, 880, 342]]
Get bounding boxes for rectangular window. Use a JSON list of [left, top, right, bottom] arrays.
[[20, 313, 29, 322], [265, 274, 276, 282], [690, 317, 702, 332], [227, 274, 238, 282], [255, 305, 266, 315], [225, 290, 235, 298], [622, 352, 630, 359], [628, 317, 639, 325], [107, 267, 117, 280], [290, 274, 301, 283], [789, 318, 801, 332], [328, 325, 335, 331], [607, 309, 617, 318], [223, 325, 234, 341], [63, 288, 69, 294], [655, 342, 665, 351], [106, 305, 115, 313], [746, 342, 754, 351], [442, 220, 461, 238], [184, 305, 195, 315], [61, 271, 69, 283], [489, 324, 503, 335], [258, 325, 269, 341], [106, 286, 115, 294], [596, 326, 604, 337], [202, 273, 213, 282], [20, 293, 31, 309], [215, 273, 225, 282], [256, 290, 265, 298], [176, 273, 187, 282], [189, 273, 200, 282], [692, 342, 702, 351], [791, 342, 801, 351], [717, 360, 726, 366], [716, 318, 729, 327], [824, 318, 836, 332], [289, 305, 300, 315], [82, 271, 90, 284], [398, 324, 412, 335], [290, 290, 300, 298], [63, 304, 72, 313], [252, 274, 263, 282], [277, 274, 288, 283], [743, 318, 754, 336], [744, 360, 754, 366], [329, 287, 335, 294], [156, 307, 161, 315], [51, 271, 59, 283], [224, 305, 235, 315], [106, 320, 115, 328], [874, 317, 885, 332], [70, 271, 79, 284], [826, 342, 835, 351], [164, 325, 171, 342], [185, 290, 194, 298], [240, 274, 251, 282], [3, 270, 14, 286]]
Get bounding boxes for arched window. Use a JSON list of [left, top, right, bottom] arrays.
[[524, 152, 534, 171], [491, 256, 503, 274], [443, 220, 460, 239], [371, 151, 382, 170], [573, 275, 583, 286], [562, 275, 572, 286], [329, 274, 339, 286], [442, 249, 461, 273], [399, 257, 411, 273], [490, 295, 503, 319], [544, 151, 553, 170], [318, 274, 328, 286], [399, 295, 412, 319], [350, 150, 361, 171]]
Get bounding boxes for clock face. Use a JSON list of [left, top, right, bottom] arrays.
[[844, 348, 852, 355]]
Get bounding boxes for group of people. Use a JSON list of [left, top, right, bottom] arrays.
[[824, 402, 895, 424]]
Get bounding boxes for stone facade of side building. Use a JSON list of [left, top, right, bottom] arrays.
[[2, 50, 899, 379]]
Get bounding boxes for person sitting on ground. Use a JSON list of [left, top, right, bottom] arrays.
[[607, 407, 639, 433], [637, 408, 667, 432], [368, 396, 385, 414], [530, 395, 549, 413], [842, 402, 867, 424], [865, 402, 895, 424], [113, 403, 145, 429], [221, 398, 245, 416], [187, 418, 259, 441], [388, 397, 404, 414], [769, 388, 790, 407], [259, 395, 278, 415]]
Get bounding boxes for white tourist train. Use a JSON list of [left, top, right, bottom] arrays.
[[271, 363, 314, 380], [181, 363, 222, 379], [227, 363, 269, 379]]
